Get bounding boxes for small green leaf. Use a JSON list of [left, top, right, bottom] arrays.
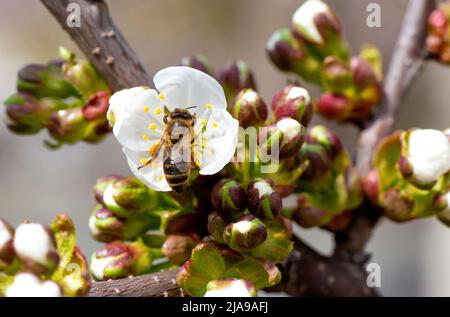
[[191, 241, 226, 280], [224, 257, 269, 289]]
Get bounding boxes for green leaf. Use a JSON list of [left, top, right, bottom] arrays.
[[191, 241, 226, 280], [224, 257, 269, 289]]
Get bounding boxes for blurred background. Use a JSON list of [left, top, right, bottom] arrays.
[[0, 0, 449, 296]]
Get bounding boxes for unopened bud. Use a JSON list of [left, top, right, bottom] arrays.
[[363, 170, 380, 203], [293, 193, 330, 227], [316, 93, 352, 121], [161, 234, 199, 265], [322, 56, 352, 93], [5, 272, 62, 297], [218, 60, 257, 104], [436, 192, 450, 226], [180, 55, 214, 76], [382, 188, 415, 222], [247, 178, 282, 220], [90, 240, 152, 280], [207, 211, 228, 244], [223, 215, 267, 251], [211, 179, 247, 220], [46, 108, 88, 144], [13, 223, 59, 274], [93, 175, 124, 204], [0, 219, 15, 269], [204, 279, 257, 297], [271, 85, 313, 127], [306, 125, 343, 158], [231, 89, 268, 127], [82, 91, 110, 121]]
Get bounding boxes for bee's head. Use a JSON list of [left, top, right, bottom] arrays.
[[169, 107, 195, 121]]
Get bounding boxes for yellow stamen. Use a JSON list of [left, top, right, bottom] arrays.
[[205, 103, 212, 110], [148, 123, 156, 130], [158, 93, 165, 100], [140, 158, 149, 165], [195, 161, 201, 168], [149, 142, 160, 156], [201, 119, 207, 126], [212, 122, 218, 128], [158, 175, 164, 181], [155, 107, 162, 115], [142, 134, 149, 141], [143, 106, 149, 113]]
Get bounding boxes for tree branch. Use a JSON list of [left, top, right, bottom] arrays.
[[41, 0, 151, 91], [41, 0, 434, 297]]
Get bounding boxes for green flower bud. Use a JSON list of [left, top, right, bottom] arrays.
[[180, 55, 214, 76], [291, 0, 348, 59], [306, 125, 343, 158], [207, 211, 228, 244], [0, 219, 15, 270], [204, 279, 257, 297], [211, 179, 247, 221], [46, 108, 89, 144], [59, 47, 109, 98], [90, 240, 152, 280], [93, 175, 124, 204], [13, 223, 59, 275], [292, 193, 332, 227], [266, 28, 321, 84], [223, 215, 267, 251], [17, 61, 78, 99], [218, 60, 257, 104], [231, 89, 268, 128], [4, 93, 65, 135], [249, 218, 293, 263], [247, 178, 282, 220], [102, 177, 151, 217], [321, 56, 353, 93], [161, 234, 199, 265], [382, 188, 415, 222], [271, 85, 313, 127]]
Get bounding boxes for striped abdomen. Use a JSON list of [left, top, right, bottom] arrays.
[[163, 146, 190, 193]]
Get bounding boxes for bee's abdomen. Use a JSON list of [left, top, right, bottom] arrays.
[[163, 155, 190, 193]]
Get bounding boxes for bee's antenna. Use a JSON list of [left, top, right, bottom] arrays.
[[186, 106, 197, 110]]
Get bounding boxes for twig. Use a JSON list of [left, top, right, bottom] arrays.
[[41, 0, 151, 91]]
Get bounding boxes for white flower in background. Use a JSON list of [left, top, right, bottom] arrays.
[[108, 66, 239, 191], [0, 219, 13, 251], [407, 129, 450, 184], [6, 273, 61, 297], [13, 223, 56, 266], [292, 0, 337, 44], [204, 279, 257, 297]]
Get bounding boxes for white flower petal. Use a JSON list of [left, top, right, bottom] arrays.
[[408, 129, 450, 184], [6, 273, 61, 297], [204, 279, 255, 297], [153, 66, 227, 111], [13, 223, 55, 265], [114, 89, 165, 152], [108, 87, 146, 134], [122, 147, 171, 192], [197, 109, 239, 175], [292, 0, 331, 44]]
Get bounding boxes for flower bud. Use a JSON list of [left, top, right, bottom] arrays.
[[427, 4, 450, 63], [271, 85, 313, 127], [204, 279, 257, 297], [223, 215, 267, 251], [46, 108, 89, 144], [17, 61, 77, 99], [0, 219, 15, 269], [322, 56, 353, 93], [382, 188, 415, 222], [13, 223, 59, 274], [211, 179, 247, 220], [316, 92, 352, 121], [266, 28, 321, 84], [363, 170, 380, 203], [102, 177, 151, 217], [207, 211, 228, 244], [82, 91, 110, 121], [401, 129, 450, 187], [93, 175, 124, 204], [90, 240, 152, 280], [297, 143, 333, 181], [4, 93, 64, 134], [291, 0, 348, 59], [161, 234, 199, 265], [306, 125, 343, 158], [230, 89, 268, 127], [292, 193, 331, 227], [247, 178, 282, 219], [217, 60, 257, 104], [436, 192, 450, 226], [324, 210, 351, 232], [180, 55, 214, 76], [351, 56, 380, 89], [5, 272, 62, 297]]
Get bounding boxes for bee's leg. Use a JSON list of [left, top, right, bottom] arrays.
[[163, 114, 169, 124], [137, 158, 152, 170]]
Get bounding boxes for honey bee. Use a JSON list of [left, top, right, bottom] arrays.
[[138, 107, 197, 193]]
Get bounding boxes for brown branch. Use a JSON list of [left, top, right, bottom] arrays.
[[41, 0, 151, 91], [88, 269, 181, 297], [41, 0, 433, 297]]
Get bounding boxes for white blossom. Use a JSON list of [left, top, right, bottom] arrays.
[[6, 273, 61, 297], [204, 279, 256, 297], [13, 223, 56, 266], [108, 66, 239, 191], [407, 129, 450, 184]]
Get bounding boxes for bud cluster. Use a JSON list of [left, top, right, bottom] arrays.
[[3, 47, 111, 148], [283, 125, 363, 229], [427, 1, 450, 63], [266, 0, 383, 123], [365, 129, 450, 223], [0, 215, 90, 297]]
